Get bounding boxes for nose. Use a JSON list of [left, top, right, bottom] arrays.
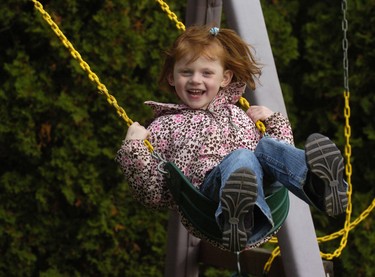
[[189, 73, 202, 84]]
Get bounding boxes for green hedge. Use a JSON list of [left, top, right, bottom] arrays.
[[0, 0, 181, 275]]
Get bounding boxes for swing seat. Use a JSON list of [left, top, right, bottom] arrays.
[[164, 162, 289, 247]]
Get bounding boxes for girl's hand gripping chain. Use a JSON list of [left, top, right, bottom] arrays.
[[125, 122, 150, 140], [246, 105, 274, 123]]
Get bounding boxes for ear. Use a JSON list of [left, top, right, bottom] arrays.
[[221, 70, 233, 87], [167, 73, 175, 86]]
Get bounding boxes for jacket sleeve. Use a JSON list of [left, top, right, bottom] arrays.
[[115, 119, 174, 209], [263, 112, 294, 145]]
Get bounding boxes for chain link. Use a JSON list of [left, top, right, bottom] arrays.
[[155, 0, 186, 31], [342, 0, 350, 93], [262, 246, 280, 275], [319, 55, 375, 260], [264, 198, 375, 273], [238, 97, 267, 134], [319, 0, 352, 260], [318, 197, 375, 244]]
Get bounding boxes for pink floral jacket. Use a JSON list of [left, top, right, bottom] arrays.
[[116, 82, 294, 209]]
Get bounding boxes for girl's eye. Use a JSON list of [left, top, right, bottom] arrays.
[[203, 71, 213, 76], [180, 70, 192, 76]]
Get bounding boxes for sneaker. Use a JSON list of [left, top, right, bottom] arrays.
[[221, 168, 258, 252], [305, 133, 348, 216]]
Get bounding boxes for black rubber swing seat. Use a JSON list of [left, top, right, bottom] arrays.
[[164, 162, 290, 246]]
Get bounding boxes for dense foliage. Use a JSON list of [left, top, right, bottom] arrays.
[[0, 0, 373, 276], [0, 0, 181, 275]]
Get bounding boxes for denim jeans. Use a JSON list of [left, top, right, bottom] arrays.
[[199, 136, 314, 245]]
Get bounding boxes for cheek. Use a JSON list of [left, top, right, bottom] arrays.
[[174, 78, 186, 89], [174, 83, 185, 98], [208, 79, 222, 91]]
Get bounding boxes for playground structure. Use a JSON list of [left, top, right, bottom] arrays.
[[30, 0, 375, 276]]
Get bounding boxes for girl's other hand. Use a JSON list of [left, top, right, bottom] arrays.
[[246, 105, 274, 123], [125, 122, 150, 140]]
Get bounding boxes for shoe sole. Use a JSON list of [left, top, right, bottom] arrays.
[[221, 168, 257, 252], [305, 133, 348, 216]]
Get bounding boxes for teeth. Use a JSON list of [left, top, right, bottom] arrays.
[[189, 90, 203, 95]]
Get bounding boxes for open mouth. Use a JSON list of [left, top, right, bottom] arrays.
[[188, 89, 205, 96]]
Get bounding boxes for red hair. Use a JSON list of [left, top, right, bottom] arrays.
[[159, 25, 261, 92]]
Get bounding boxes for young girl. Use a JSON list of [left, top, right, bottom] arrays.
[[116, 25, 348, 252]]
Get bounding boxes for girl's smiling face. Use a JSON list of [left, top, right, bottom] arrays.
[[168, 55, 233, 110]]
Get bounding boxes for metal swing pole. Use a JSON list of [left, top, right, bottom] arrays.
[[222, 1, 326, 276]]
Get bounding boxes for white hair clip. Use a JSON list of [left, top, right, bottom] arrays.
[[209, 27, 220, 36]]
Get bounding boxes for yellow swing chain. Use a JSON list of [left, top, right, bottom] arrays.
[[320, 0, 375, 259], [155, 0, 186, 31], [320, 0, 352, 260]]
